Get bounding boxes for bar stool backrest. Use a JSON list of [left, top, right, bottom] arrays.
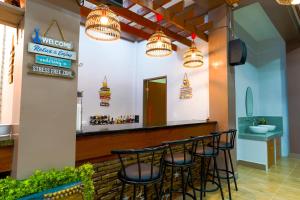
[[111, 145, 168, 182], [162, 138, 195, 164], [192, 133, 221, 157], [220, 129, 237, 149]]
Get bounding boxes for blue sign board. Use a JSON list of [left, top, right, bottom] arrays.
[[35, 55, 72, 69], [28, 43, 76, 60]]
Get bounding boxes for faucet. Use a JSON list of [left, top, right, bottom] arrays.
[[252, 119, 257, 126]]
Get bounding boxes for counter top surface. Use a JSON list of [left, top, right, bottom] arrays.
[[77, 120, 216, 137], [238, 131, 282, 141]]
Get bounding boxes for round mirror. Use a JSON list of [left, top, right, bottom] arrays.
[[245, 87, 253, 117]]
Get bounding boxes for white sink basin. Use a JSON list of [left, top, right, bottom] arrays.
[[249, 126, 268, 134], [258, 125, 276, 131], [0, 124, 11, 136]]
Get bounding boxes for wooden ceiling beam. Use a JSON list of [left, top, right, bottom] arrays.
[[186, 15, 205, 26], [80, 7, 178, 51], [153, 0, 171, 10], [173, 4, 199, 22], [121, 22, 177, 51], [108, 6, 192, 46], [130, 0, 209, 41], [85, 0, 192, 46], [197, 21, 213, 32], [166, 1, 184, 18]]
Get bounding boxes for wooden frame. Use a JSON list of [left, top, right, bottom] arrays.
[[143, 76, 167, 126]]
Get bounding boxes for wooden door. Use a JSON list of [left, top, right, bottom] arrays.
[[144, 77, 167, 126]]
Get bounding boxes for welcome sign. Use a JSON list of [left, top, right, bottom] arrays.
[[35, 55, 72, 69], [28, 64, 74, 79], [28, 43, 76, 60], [32, 26, 73, 50], [28, 22, 77, 79], [39, 36, 73, 50]]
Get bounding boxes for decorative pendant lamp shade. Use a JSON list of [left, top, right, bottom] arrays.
[[183, 34, 203, 68], [85, 4, 121, 41], [276, 0, 300, 5], [146, 14, 172, 57], [146, 30, 172, 57]]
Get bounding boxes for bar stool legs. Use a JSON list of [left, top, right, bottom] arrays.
[[214, 157, 224, 200], [154, 184, 160, 200], [120, 182, 125, 200], [223, 149, 238, 200], [160, 165, 196, 200], [224, 150, 232, 200], [133, 185, 137, 200], [170, 166, 174, 200], [144, 185, 147, 200], [196, 157, 224, 200], [180, 168, 186, 200], [228, 150, 238, 191]]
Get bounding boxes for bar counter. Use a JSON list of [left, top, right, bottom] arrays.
[[76, 120, 217, 164], [0, 120, 217, 173], [0, 121, 217, 198]]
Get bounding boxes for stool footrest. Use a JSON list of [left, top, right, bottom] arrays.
[[188, 179, 221, 193], [208, 168, 236, 180]]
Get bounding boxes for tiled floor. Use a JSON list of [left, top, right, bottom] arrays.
[[177, 157, 300, 200]]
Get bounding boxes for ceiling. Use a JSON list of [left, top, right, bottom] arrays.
[[235, 3, 281, 42], [82, 0, 235, 48], [82, 0, 300, 52], [237, 0, 300, 52]]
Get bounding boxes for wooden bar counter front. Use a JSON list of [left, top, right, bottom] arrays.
[[0, 121, 217, 199], [76, 120, 217, 199]]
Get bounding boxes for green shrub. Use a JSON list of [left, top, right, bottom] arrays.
[[0, 164, 94, 200]]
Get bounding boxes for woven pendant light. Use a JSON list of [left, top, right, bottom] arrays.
[[146, 14, 172, 57], [183, 34, 204, 68], [85, 4, 121, 41], [276, 0, 300, 5]]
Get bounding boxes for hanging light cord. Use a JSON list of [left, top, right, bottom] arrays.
[[155, 13, 163, 30], [191, 33, 196, 42]]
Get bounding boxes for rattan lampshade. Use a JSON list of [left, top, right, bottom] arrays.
[[276, 0, 300, 5], [146, 30, 172, 57], [85, 4, 121, 41], [183, 42, 203, 68]]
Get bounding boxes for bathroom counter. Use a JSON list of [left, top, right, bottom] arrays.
[[238, 131, 282, 141]]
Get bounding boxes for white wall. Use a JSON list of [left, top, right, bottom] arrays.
[[0, 25, 16, 124], [235, 62, 260, 118], [135, 40, 209, 122], [78, 27, 210, 124], [78, 26, 137, 124], [235, 39, 289, 157], [258, 59, 283, 116]]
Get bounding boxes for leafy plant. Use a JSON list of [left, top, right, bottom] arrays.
[[0, 164, 94, 200], [258, 118, 268, 125]]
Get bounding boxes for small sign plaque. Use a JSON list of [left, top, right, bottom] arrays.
[[28, 64, 75, 79], [35, 55, 72, 69], [28, 43, 76, 60]]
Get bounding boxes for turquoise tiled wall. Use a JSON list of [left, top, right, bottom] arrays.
[[238, 116, 283, 133]]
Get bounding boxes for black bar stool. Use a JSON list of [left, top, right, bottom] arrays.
[[161, 138, 196, 200], [112, 145, 167, 200], [216, 129, 238, 200], [191, 133, 224, 200]]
